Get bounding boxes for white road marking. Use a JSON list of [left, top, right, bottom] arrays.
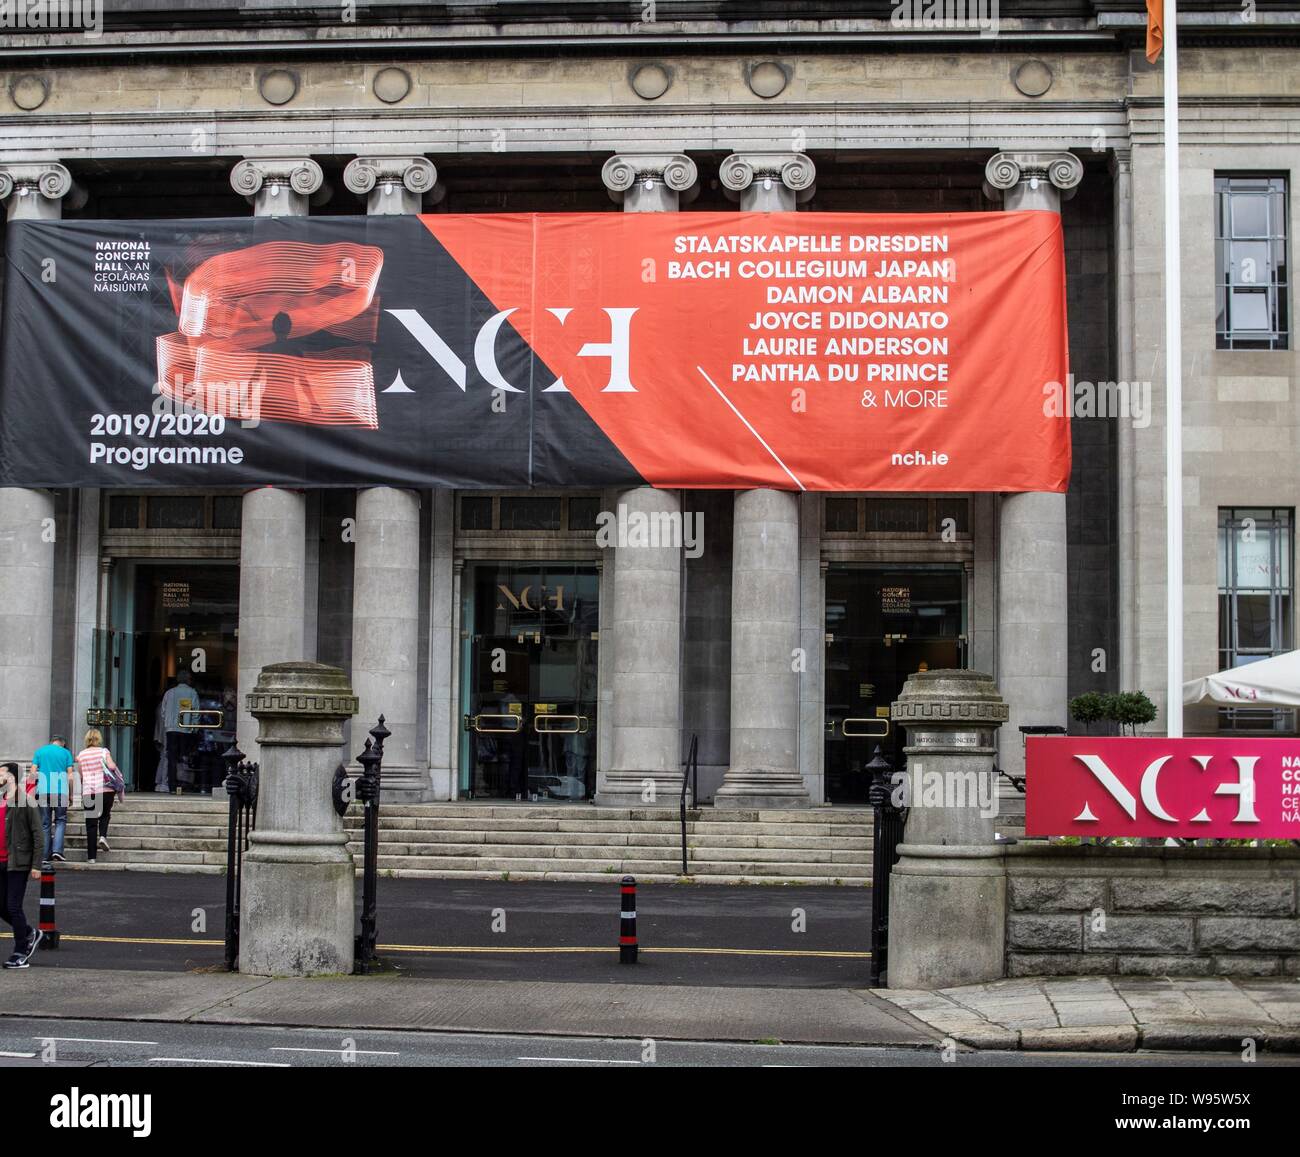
[[270, 1048, 400, 1056], [0, 1051, 36, 1059], [696, 365, 806, 491], [149, 1057, 289, 1067], [516, 1056, 641, 1064], [35, 1036, 157, 1046]]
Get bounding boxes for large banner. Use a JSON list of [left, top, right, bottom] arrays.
[[0, 211, 1070, 490], [1025, 736, 1300, 840]]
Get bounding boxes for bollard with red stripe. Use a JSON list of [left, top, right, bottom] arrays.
[[39, 860, 59, 949], [619, 875, 637, 964]]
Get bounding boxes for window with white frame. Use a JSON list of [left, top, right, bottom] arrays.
[[1215, 174, 1289, 350], [1217, 507, 1294, 730]]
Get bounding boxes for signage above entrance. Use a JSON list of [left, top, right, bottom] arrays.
[[0, 212, 1070, 491], [1026, 736, 1300, 839]]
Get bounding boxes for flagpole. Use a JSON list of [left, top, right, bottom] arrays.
[[1164, 0, 1183, 738]]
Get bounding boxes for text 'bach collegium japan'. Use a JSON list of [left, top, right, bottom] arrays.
[[0, 211, 1070, 491]]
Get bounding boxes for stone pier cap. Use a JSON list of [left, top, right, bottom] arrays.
[[247, 661, 359, 747], [892, 670, 1009, 746]]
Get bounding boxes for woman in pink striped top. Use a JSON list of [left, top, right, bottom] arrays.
[[74, 730, 123, 864]]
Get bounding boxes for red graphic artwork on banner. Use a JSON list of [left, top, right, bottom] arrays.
[[157, 241, 384, 427], [1025, 736, 1300, 839]]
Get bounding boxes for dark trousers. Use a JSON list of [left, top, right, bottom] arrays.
[[84, 792, 115, 852], [0, 869, 32, 954]]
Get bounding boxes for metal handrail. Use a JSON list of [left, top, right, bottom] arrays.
[[679, 732, 699, 876]]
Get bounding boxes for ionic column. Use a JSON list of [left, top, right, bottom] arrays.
[[601, 153, 698, 213], [719, 152, 816, 212], [983, 151, 1083, 787], [594, 155, 695, 807], [711, 152, 813, 809], [341, 156, 433, 797], [0, 163, 79, 763], [343, 155, 441, 215], [231, 158, 321, 757]]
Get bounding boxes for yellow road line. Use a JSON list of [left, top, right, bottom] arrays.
[[58, 934, 869, 959]]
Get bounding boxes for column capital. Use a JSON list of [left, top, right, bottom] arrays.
[[720, 152, 816, 211], [0, 161, 82, 220], [344, 155, 443, 214], [602, 153, 698, 212], [982, 151, 1083, 205], [231, 157, 325, 217]]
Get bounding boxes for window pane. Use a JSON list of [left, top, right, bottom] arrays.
[[825, 497, 858, 533], [1231, 193, 1270, 238], [212, 496, 241, 529], [1234, 594, 1274, 649], [934, 498, 969, 535], [567, 496, 601, 532], [499, 496, 561, 531], [459, 496, 493, 530], [1229, 240, 1272, 285], [1234, 525, 1278, 590], [146, 496, 204, 529], [865, 498, 928, 533], [107, 495, 140, 529], [1229, 288, 1270, 331]]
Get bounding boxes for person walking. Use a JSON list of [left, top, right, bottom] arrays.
[[74, 729, 124, 864], [0, 762, 45, 968], [31, 734, 73, 863]]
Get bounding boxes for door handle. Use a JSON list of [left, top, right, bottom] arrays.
[[841, 717, 890, 738], [466, 713, 523, 733], [533, 714, 588, 734]]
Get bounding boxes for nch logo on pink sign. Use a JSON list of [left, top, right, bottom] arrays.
[[1025, 737, 1300, 839]]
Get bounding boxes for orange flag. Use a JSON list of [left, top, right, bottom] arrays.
[[1146, 0, 1164, 63]]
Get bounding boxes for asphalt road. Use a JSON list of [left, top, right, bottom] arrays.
[[28, 871, 873, 987], [3, 1016, 1297, 1068]]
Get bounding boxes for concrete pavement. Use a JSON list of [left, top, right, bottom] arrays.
[[877, 976, 1300, 1052]]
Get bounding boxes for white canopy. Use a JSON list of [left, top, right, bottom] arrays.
[[1183, 650, 1300, 708]]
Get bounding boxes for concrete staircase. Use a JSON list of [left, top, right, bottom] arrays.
[[60, 796, 873, 885]]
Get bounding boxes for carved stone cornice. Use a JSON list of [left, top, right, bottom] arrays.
[[720, 152, 816, 209], [891, 670, 1010, 727]]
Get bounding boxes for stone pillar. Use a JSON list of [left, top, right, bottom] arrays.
[[350, 487, 423, 797], [237, 489, 308, 760], [887, 670, 1009, 989], [594, 154, 695, 807], [0, 163, 79, 763], [711, 153, 815, 810], [601, 153, 698, 213], [595, 487, 684, 807], [719, 152, 816, 212], [239, 662, 357, 976], [983, 151, 1082, 790], [343, 155, 442, 215], [231, 157, 320, 759], [715, 489, 808, 809]]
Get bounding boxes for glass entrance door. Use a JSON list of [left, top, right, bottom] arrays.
[[824, 565, 966, 803], [461, 563, 599, 800]]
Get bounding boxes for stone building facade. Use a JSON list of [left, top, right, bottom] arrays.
[[0, 3, 1295, 808]]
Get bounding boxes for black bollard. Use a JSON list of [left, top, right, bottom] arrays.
[[38, 861, 58, 949], [619, 875, 637, 964]]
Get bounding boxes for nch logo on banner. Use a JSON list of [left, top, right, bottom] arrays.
[[1025, 737, 1300, 839]]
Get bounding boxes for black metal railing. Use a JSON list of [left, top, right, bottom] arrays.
[[679, 732, 699, 876], [354, 716, 389, 975], [866, 745, 906, 988], [221, 743, 259, 972]]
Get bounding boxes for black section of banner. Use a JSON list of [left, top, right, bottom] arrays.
[[0, 216, 642, 489]]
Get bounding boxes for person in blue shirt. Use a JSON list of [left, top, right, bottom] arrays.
[[31, 736, 73, 862]]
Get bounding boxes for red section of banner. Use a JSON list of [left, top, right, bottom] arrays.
[[1025, 736, 1300, 839], [422, 211, 1070, 492]]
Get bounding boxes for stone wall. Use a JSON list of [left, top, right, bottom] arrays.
[[1005, 844, 1300, 978]]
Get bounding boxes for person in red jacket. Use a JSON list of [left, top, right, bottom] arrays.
[[0, 762, 45, 967]]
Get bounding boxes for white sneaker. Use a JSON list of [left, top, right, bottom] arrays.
[[97, 837, 110, 851]]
